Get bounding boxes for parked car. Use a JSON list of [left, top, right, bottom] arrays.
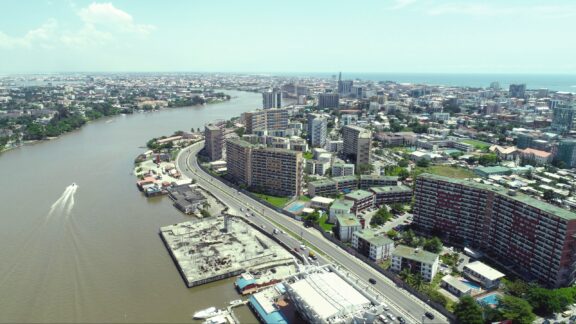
[[425, 312, 435, 320]]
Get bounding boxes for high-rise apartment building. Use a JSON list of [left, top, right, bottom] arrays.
[[551, 105, 575, 135], [318, 93, 340, 109], [413, 173, 576, 288], [242, 108, 289, 134], [225, 139, 303, 197], [342, 125, 372, 168], [337, 72, 353, 96], [509, 84, 526, 98], [556, 140, 576, 168], [204, 124, 224, 161], [251, 147, 303, 197], [262, 88, 282, 109], [307, 114, 327, 148], [225, 138, 253, 187]]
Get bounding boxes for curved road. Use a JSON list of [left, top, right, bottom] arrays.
[[176, 141, 448, 324]]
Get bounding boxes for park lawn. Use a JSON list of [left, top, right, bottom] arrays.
[[462, 139, 491, 150], [318, 214, 334, 232], [254, 193, 291, 208], [298, 195, 311, 202], [303, 152, 314, 160], [415, 165, 475, 179]]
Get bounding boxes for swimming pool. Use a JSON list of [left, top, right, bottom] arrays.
[[287, 203, 305, 212], [477, 293, 500, 306], [460, 279, 481, 290]]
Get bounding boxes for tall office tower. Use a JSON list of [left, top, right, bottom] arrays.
[[551, 105, 576, 135], [414, 173, 576, 288], [251, 147, 303, 197], [204, 124, 224, 161], [509, 84, 526, 98], [318, 93, 340, 109], [262, 88, 282, 109], [337, 72, 353, 96], [556, 140, 576, 168], [243, 108, 289, 134], [307, 114, 327, 148], [225, 138, 253, 187], [342, 125, 372, 167]]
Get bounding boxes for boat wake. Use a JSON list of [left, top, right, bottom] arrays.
[[48, 184, 78, 218]]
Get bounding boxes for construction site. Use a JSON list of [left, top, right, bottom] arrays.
[[160, 216, 296, 288]]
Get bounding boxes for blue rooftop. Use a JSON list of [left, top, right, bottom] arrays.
[[249, 295, 288, 324], [235, 277, 256, 290]]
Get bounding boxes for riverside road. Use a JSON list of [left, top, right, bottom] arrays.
[[176, 141, 448, 324]]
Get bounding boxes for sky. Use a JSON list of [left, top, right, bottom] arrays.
[[0, 0, 575, 74]]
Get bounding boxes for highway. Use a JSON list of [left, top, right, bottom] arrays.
[[176, 141, 448, 324]]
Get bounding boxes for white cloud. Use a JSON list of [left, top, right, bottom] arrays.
[[78, 2, 155, 35], [0, 2, 154, 50]]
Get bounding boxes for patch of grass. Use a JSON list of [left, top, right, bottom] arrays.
[[298, 195, 311, 202], [318, 214, 334, 232], [462, 139, 491, 150], [415, 165, 475, 179], [253, 193, 291, 208], [303, 152, 313, 160]]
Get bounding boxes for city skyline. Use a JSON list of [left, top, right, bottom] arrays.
[[1, 0, 576, 74]]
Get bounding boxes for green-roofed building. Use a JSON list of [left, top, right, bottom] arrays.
[[474, 166, 512, 178], [329, 199, 355, 223], [391, 245, 439, 282], [333, 175, 359, 193], [370, 185, 413, 206], [308, 179, 337, 197], [414, 173, 576, 288], [344, 189, 375, 213], [359, 175, 398, 189], [351, 229, 395, 261], [334, 213, 362, 242]]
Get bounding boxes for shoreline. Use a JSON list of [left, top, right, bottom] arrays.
[[0, 97, 232, 155]]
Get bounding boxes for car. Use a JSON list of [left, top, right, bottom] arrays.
[[369, 278, 377, 284], [425, 312, 435, 320], [386, 313, 394, 320], [397, 316, 406, 323]]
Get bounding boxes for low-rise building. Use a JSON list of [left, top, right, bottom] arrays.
[[391, 245, 439, 282], [335, 214, 362, 242], [344, 190, 374, 213], [310, 196, 334, 210], [474, 166, 512, 178], [359, 175, 398, 189], [333, 175, 359, 193], [329, 199, 354, 223], [370, 185, 413, 206], [351, 229, 394, 261], [463, 261, 505, 289], [441, 275, 478, 298], [308, 179, 337, 197], [332, 163, 355, 177]]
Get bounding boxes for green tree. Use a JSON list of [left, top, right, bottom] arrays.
[[370, 207, 392, 226], [450, 151, 463, 159], [234, 127, 245, 137], [386, 229, 399, 239], [390, 203, 404, 214], [502, 279, 530, 297], [543, 190, 556, 202], [499, 295, 536, 324], [423, 237, 443, 253], [478, 153, 499, 166], [416, 159, 430, 167], [526, 287, 572, 316], [357, 163, 374, 175], [454, 295, 483, 324], [398, 159, 409, 168]]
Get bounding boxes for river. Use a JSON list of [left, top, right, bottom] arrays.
[[0, 90, 260, 323]]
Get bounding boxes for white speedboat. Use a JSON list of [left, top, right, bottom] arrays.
[[203, 315, 227, 324], [229, 299, 242, 306], [193, 307, 222, 319]]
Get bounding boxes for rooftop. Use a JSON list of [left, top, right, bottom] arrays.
[[393, 245, 439, 264], [309, 179, 337, 187], [345, 189, 374, 201], [370, 185, 412, 194], [330, 199, 354, 210], [333, 175, 358, 183], [353, 229, 393, 246], [464, 261, 505, 281], [475, 166, 511, 174], [311, 196, 335, 204], [360, 175, 398, 181], [441, 275, 473, 294], [336, 214, 361, 227], [419, 173, 576, 220]]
